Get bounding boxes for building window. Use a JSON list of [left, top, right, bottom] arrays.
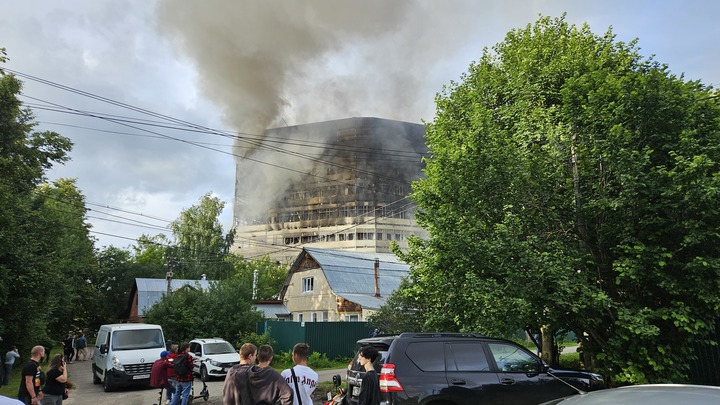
[[323, 311, 329, 322], [344, 314, 360, 322], [298, 313, 304, 323], [312, 312, 318, 322], [302, 276, 314, 293]]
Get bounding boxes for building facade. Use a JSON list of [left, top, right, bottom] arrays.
[[233, 117, 428, 264]]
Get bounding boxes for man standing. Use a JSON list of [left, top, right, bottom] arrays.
[[170, 343, 194, 405], [281, 343, 318, 405], [75, 332, 87, 361], [17, 346, 44, 405], [223, 343, 293, 405], [257, 345, 274, 368], [62, 334, 74, 364], [3, 347, 20, 386]]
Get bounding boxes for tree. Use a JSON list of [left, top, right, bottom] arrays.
[[399, 15, 720, 384], [0, 69, 75, 351], [143, 276, 262, 343], [169, 192, 235, 279]]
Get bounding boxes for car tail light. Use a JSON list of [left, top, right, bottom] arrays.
[[348, 360, 353, 370], [379, 364, 403, 392]]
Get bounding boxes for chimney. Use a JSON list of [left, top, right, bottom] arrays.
[[374, 258, 381, 297]]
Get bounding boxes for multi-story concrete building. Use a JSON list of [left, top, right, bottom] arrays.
[[232, 117, 428, 264]]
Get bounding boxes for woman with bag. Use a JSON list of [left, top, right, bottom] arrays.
[[40, 355, 67, 405]]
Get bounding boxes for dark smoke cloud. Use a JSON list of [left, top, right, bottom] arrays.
[[153, 0, 483, 221]]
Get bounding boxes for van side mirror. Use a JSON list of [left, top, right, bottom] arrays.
[[100, 344, 108, 355]]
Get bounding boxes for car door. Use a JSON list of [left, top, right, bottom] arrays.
[[487, 342, 573, 404], [190, 342, 202, 374], [445, 342, 504, 405]]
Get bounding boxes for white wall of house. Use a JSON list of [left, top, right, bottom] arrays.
[[284, 267, 365, 321]]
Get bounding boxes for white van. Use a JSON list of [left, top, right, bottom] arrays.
[[91, 323, 165, 392]]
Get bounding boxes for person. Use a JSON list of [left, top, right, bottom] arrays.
[[40, 355, 67, 405], [169, 343, 194, 405], [281, 343, 318, 405], [222, 343, 293, 405], [165, 344, 179, 405], [257, 345, 274, 368], [357, 346, 380, 405], [369, 328, 379, 337], [74, 333, 87, 362], [4, 347, 20, 386], [17, 345, 45, 405], [150, 351, 173, 405], [61, 335, 73, 365]]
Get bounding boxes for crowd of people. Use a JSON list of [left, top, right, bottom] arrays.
[[3, 335, 382, 405], [0, 330, 87, 405]]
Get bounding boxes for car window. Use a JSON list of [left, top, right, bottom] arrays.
[[406, 342, 445, 372], [204, 342, 235, 355], [351, 346, 388, 372], [487, 343, 541, 373], [447, 342, 491, 372], [190, 342, 199, 354]]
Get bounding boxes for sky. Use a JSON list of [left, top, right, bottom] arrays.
[[1, 0, 718, 250]]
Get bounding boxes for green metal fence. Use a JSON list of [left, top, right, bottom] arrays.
[[258, 321, 373, 359]]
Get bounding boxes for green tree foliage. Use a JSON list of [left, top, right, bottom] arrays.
[[228, 255, 287, 300], [0, 70, 80, 351], [169, 193, 235, 279], [399, 16, 720, 384], [143, 277, 262, 344]]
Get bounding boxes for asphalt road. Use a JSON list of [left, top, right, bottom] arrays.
[[64, 349, 344, 405]]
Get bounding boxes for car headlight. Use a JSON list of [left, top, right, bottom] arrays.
[[111, 355, 124, 372], [209, 360, 222, 367]]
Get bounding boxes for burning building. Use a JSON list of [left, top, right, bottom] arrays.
[[232, 117, 428, 264]]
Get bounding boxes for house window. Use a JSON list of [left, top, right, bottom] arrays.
[[344, 314, 360, 322], [312, 312, 318, 322], [302, 276, 314, 293], [323, 311, 329, 322], [298, 313, 303, 323]]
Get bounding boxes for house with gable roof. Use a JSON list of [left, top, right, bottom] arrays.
[[123, 277, 211, 322], [279, 247, 410, 322]]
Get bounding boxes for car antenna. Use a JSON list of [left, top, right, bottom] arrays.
[[546, 369, 587, 395]]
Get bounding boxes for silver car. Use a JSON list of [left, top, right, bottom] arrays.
[[540, 384, 720, 405]]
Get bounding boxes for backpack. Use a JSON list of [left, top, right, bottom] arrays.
[[173, 353, 189, 375]]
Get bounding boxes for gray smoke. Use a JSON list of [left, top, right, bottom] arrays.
[[153, 0, 490, 222]]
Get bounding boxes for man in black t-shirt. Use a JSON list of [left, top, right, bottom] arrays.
[[17, 346, 45, 405]]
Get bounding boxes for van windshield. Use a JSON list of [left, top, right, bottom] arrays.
[[111, 329, 164, 350]]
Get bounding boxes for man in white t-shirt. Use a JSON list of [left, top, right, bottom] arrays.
[[281, 343, 318, 405]]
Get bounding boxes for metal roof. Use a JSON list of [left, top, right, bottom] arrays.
[[254, 303, 291, 318], [135, 278, 212, 316], [303, 248, 410, 308]]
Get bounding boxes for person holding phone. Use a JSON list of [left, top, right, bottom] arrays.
[[40, 355, 67, 405]]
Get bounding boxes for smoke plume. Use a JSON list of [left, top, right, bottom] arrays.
[[154, 0, 485, 222]]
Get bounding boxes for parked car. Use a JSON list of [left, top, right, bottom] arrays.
[[539, 384, 720, 404], [189, 338, 240, 380], [346, 332, 606, 405]]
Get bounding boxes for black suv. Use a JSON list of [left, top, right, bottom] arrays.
[[345, 333, 605, 405]]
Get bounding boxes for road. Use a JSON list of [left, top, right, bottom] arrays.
[[64, 349, 345, 405]]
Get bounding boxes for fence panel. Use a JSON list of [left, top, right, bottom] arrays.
[[258, 321, 374, 358]]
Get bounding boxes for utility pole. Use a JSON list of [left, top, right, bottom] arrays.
[[374, 258, 381, 297], [166, 257, 174, 296]]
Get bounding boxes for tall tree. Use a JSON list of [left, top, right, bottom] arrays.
[[399, 16, 720, 384], [0, 68, 74, 350], [169, 192, 235, 279]]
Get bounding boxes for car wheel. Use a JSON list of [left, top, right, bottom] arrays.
[[200, 366, 209, 382], [103, 375, 113, 392], [93, 370, 101, 384]]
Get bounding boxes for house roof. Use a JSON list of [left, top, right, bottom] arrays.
[[301, 248, 410, 310], [135, 278, 212, 316], [254, 303, 291, 318]]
